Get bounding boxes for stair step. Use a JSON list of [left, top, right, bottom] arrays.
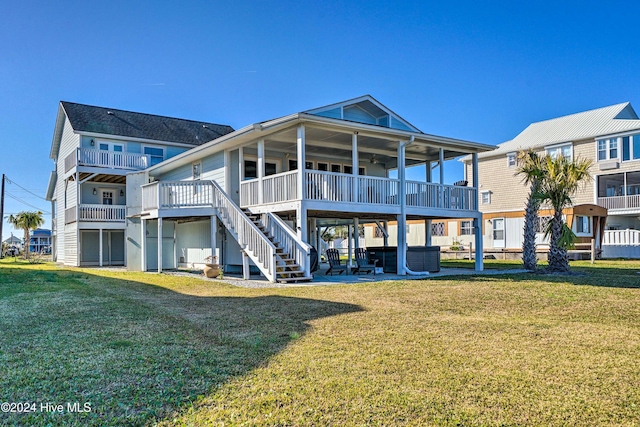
[[277, 276, 313, 283], [276, 264, 301, 270], [276, 269, 305, 276]]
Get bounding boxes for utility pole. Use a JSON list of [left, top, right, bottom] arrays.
[[0, 174, 4, 259]]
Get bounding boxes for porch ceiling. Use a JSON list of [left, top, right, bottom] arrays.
[[78, 173, 126, 184], [263, 126, 471, 164]]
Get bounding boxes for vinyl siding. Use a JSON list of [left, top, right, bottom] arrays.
[[176, 220, 213, 265]]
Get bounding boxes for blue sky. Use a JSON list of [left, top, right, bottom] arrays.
[[2, 0, 640, 240]]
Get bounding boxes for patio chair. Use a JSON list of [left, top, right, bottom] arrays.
[[353, 247, 378, 275], [325, 248, 347, 276]]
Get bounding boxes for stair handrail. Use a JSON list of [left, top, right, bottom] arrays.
[[209, 180, 277, 282], [262, 212, 312, 278]]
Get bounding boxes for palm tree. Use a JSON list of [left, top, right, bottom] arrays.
[[535, 155, 592, 272], [516, 150, 545, 271], [7, 211, 44, 259]]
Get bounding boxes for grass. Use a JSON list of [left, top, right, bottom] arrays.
[[1, 259, 639, 426]]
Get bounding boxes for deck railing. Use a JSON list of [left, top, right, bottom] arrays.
[[65, 148, 150, 172], [78, 204, 126, 222], [142, 181, 213, 210], [261, 212, 311, 276], [597, 195, 640, 211], [603, 229, 640, 245], [239, 170, 477, 211]]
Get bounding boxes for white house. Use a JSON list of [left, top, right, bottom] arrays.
[[48, 96, 494, 281]]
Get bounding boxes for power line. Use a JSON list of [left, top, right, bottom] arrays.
[[4, 176, 48, 201], [4, 192, 51, 214]]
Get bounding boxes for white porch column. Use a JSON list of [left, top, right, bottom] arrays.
[[474, 215, 484, 271], [472, 153, 479, 210], [397, 142, 407, 275], [425, 219, 432, 246], [439, 148, 445, 184], [257, 139, 265, 204], [310, 218, 317, 248], [296, 205, 307, 242], [297, 125, 306, 200], [224, 150, 231, 194], [173, 222, 177, 268], [347, 224, 353, 268], [426, 160, 432, 183], [210, 215, 217, 261], [141, 219, 147, 271], [99, 228, 103, 267], [352, 132, 358, 201], [242, 250, 250, 279], [157, 217, 163, 273]]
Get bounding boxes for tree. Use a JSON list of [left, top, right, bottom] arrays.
[[516, 150, 545, 271], [7, 211, 44, 259], [535, 155, 592, 272]]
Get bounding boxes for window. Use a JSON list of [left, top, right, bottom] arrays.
[[619, 133, 640, 161], [537, 216, 552, 233], [359, 167, 366, 175], [101, 190, 114, 205], [244, 160, 257, 179], [546, 143, 572, 161], [431, 222, 445, 236], [507, 153, 516, 168], [193, 162, 202, 180], [144, 147, 164, 166], [597, 137, 620, 161], [481, 191, 491, 205], [331, 164, 342, 173], [575, 215, 591, 234], [318, 162, 328, 171], [344, 165, 353, 174], [287, 160, 313, 170], [461, 220, 474, 235]]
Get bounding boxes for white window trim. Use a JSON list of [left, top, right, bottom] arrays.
[[96, 140, 126, 151], [507, 153, 516, 168], [545, 142, 573, 160], [142, 145, 166, 166], [574, 215, 592, 236], [460, 220, 474, 235], [596, 137, 621, 162], [619, 133, 640, 162], [192, 161, 202, 181], [481, 190, 492, 205], [100, 188, 116, 205]]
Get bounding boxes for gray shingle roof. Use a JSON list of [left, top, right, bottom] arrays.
[[61, 101, 234, 146]]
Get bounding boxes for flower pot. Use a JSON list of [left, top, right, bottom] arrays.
[[203, 263, 221, 278]]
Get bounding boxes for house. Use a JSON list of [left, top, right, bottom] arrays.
[[457, 102, 640, 258], [45, 101, 234, 266], [3, 235, 22, 248], [29, 228, 52, 254], [47, 96, 494, 281]]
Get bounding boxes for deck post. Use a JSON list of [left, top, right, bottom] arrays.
[[347, 224, 353, 267], [224, 150, 231, 194], [397, 142, 407, 275], [211, 215, 217, 261], [425, 219, 432, 246], [141, 218, 147, 271], [99, 228, 103, 267], [474, 214, 484, 271], [472, 153, 479, 210], [439, 148, 444, 185], [352, 132, 358, 201], [383, 220, 389, 247], [157, 217, 163, 273], [297, 125, 306, 200], [296, 205, 307, 242], [257, 139, 265, 204], [242, 250, 250, 279]]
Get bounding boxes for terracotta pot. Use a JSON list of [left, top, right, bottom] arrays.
[[203, 263, 221, 278]]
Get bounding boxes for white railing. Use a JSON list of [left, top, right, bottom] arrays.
[[305, 170, 355, 202], [356, 175, 399, 205], [70, 148, 150, 170], [598, 195, 640, 211], [603, 229, 640, 245], [158, 181, 213, 208], [142, 182, 159, 210], [405, 181, 477, 210], [210, 181, 277, 282], [264, 170, 298, 204], [78, 204, 126, 222], [261, 212, 312, 277], [240, 179, 260, 207]]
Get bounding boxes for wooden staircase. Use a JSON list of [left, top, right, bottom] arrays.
[[242, 209, 312, 283]]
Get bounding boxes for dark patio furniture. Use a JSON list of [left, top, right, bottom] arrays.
[[325, 248, 347, 275], [353, 247, 379, 275]]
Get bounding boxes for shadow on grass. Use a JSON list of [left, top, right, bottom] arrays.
[[0, 265, 362, 426], [437, 259, 640, 289]]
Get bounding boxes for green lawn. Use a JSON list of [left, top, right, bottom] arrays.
[[1, 259, 639, 426]]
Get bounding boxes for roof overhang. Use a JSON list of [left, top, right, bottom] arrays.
[[49, 103, 66, 160], [45, 171, 57, 201], [148, 113, 495, 176]]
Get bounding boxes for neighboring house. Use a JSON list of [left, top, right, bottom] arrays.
[[46, 96, 494, 281], [45, 101, 234, 266], [457, 102, 640, 258], [30, 228, 52, 253], [3, 235, 23, 249]]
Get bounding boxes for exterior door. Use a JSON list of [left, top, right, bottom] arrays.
[[493, 218, 505, 248], [98, 142, 124, 167]]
